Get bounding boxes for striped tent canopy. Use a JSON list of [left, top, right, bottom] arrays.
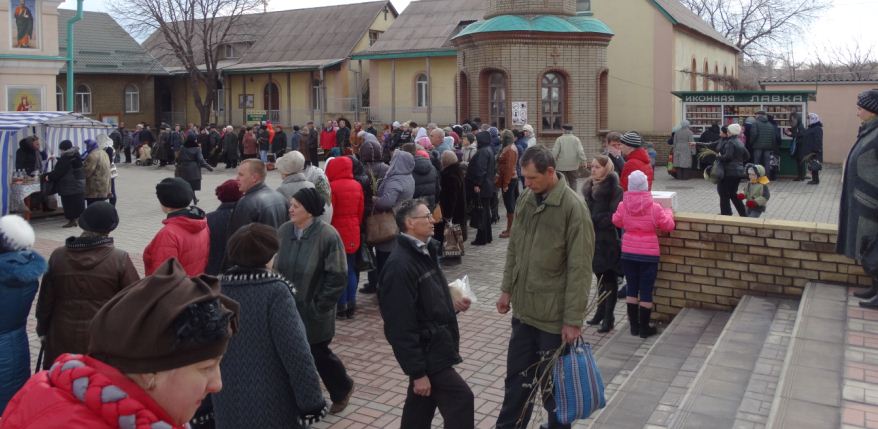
[[0, 111, 69, 130], [41, 114, 114, 161]]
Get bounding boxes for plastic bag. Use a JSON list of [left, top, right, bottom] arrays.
[[448, 275, 477, 304]]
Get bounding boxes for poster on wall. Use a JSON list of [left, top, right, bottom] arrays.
[[7, 85, 43, 111], [512, 101, 527, 126], [101, 114, 120, 126], [238, 94, 254, 108], [10, 0, 39, 49]]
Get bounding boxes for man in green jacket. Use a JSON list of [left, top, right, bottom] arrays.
[[495, 145, 595, 429]]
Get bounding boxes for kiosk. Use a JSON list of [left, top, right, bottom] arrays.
[[671, 90, 816, 177]]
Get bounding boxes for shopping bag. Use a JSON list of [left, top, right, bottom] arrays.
[[553, 339, 606, 424], [357, 240, 377, 272], [443, 222, 465, 257], [365, 211, 398, 245]]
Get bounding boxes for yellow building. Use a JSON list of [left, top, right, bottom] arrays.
[[144, 1, 397, 127], [356, 0, 739, 137], [1, 0, 65, 112]]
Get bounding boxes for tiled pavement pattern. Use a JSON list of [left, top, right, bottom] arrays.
[[19, 163, 845, 428], [843, 288, 878, 429]]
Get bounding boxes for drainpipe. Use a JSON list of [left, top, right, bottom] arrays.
[[65, 0, 84, 111]]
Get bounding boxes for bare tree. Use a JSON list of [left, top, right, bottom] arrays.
[[823, 42, 878, 80], [112, 0, 264, 126], [678, 0, 830, 59]]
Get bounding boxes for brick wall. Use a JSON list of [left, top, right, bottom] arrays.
[[652, 213, 869, 322], [642, 133, 671, 166], [58, 74, 157, 126], [485, 0, 576, 18]]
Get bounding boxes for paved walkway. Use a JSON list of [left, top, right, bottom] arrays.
[[19, 162, 844, 428]]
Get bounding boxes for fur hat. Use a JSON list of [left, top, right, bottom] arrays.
[[620, 132, 643, 148], [628, 170, 649, 191], [727, 123, 742, 136], [226, 223, 279, 268], [857, 90, 878, 114], [0, 215, 35, 253], [276, 151, 306, 175]]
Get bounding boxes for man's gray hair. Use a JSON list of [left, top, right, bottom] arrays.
[[394, 198, 429, 232]]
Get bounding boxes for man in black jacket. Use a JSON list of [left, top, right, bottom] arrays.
[[379, 199, 473, 429]]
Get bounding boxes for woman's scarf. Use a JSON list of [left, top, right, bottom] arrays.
[[590, 159, 614, 185], [81, 139, 99, 160]]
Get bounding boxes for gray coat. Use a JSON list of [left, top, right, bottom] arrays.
[[274, 220, 347, 344], [277, 173, 332, 224], [214, 269, 325, 429], [374, 151, 415, 253], [672, 127, 695, 169], [838, 118, 878, 260]]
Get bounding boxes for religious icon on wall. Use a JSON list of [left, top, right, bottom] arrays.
[[11, 0, 38, 49], [7, 86, 43, 111]]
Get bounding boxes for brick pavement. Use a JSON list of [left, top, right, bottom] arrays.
[[19, 162, 844, 428], [844, 290, 878, 429]]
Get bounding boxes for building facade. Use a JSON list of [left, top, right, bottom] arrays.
[[1, 0, 64, 112]]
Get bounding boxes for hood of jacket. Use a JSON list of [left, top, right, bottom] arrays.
[[61, 236, 119, 270], [625, 147, 650, 164], [476, 131, 492, 149], [163, 207, 208, 233], [326, 155, 354, 181], [387, 150, 415, 177], [621, 191, 654, 216], [0, 250, 47, 286], [756, 115, 769, 123], [413, 156, 435, 175], [359, 135, 383, 162], [809, 122, 823, 129]]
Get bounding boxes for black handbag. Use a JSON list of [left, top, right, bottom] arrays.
[[357, 239, 376, 272]]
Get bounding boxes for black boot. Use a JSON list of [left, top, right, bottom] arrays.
[[854, 283, 878, 299], [639, 306, 657, 338], [861, 294, 878, 309], [586, 301, 605, 326], [598, 281, 617, 334], [627, 303, 639, 336], [346, 303, 356, 319], [336, 303, 347, 320]]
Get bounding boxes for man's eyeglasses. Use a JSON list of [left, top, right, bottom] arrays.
[[411, 213, 433, 221]]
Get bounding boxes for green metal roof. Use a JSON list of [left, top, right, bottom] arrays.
[[453, 14, 613, 39], [351, 49, 458, 61]]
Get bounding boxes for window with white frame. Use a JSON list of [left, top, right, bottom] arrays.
[[124, 84, 140, 113], [312, 80, 322, 111], [225, 44, 237, 59], [56, 85, 64, 111], [416, 74, 428, 108], [75, 84, 92, 113]]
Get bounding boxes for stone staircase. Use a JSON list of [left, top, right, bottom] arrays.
[[578, 282, 847, 429]]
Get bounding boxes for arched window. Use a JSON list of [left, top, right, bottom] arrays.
[[690, 58, 697, 91], [75, 84, 91, 113], [703, 60, 709, 91], [56, 85, 63, 111], [124, 84, 140, 113], [723, 65, 728, 90], [416, 74, 428, 108], [488, 71, 507, 129], [541, 72, 564, 131], [263, 82, 279, 111]]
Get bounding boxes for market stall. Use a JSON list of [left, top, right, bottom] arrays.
[[671, 90, 816, 177]]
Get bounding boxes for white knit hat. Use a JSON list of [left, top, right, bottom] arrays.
[[727, 123, 742, 136], [628, 170, 649, 191], [276, 151, 305, 175], [0, 215, 35, 253]]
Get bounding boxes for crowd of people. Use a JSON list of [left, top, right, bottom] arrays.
[[1, 89, 877, 429]]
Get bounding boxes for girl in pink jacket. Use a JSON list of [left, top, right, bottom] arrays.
[[612, 170, 675, 338]]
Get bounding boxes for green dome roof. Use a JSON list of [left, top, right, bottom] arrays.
[[454, 14, 613, 39]]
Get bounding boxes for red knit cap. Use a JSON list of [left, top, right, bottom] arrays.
[[215, 179, 243, 203]]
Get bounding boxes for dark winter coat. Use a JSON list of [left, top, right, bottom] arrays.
[[336, 126, 350, 149], [175, 146, 212, 185], [274, 220, 347, 344], [206, 201, 236, 276], [350, 156, 374, 221], [14, 140, 41, 174], [271, 131, 287, 154], [222, 132, 240, 161], [582, 173, 623, 275], [228, 182, 289, 235], [788, 113, 806, 157], [412, 156, 440, 209], [750, 116, 779, 151], [378, 236, 461, 379], [466, 132, 496, 198], [326, 156, 364, 254], [838, 117, 878, 260], [36, 237, 139, 369], [374, 151, 416, 253], [46, 149, 85, 197], [800, 122, 824, 161], [439, 162, 466, 227], [359, 134, 389, 185], [0, 250, 46, 414], [701, 136, 750, 179], [214, 269, 325, 429]]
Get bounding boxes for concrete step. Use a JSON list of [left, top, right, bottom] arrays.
[[767, 282, 847, 429], [668, 295, 798, 429], [588, 307, 730, 429]]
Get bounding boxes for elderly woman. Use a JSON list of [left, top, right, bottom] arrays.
[[496, 129, 519, 238], [844, 90, 878, 308], [175, 134, 214, 204], [214, 224, 326, 428], [276, 150, 332, 223], [273, 188, 354, 415], [439, 150, 467, 243], [2, 258, 238, 427], [206, 179, 243, 276], [46, 140, 85, 228], [82, 138, 112, 206], [36, 202, 140, 369], [671, 120, 695, 174], [0, 216, 46, 414]]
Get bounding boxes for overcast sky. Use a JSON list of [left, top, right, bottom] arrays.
[[61, 0, 878, 64]]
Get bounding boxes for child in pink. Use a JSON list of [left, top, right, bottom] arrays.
[[612, 170, 675, 338]]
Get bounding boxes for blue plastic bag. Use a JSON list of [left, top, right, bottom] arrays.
[[553, 339, 606, 424]]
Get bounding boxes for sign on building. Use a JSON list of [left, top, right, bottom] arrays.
[[512, 102, 527, 126]]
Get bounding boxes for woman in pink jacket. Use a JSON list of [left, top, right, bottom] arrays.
[[612, 170, 675, 338]]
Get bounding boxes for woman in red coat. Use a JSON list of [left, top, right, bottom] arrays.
[[320, 120, 337, 157], [325, 156, 364, 319], [143, 178, 209, 276]]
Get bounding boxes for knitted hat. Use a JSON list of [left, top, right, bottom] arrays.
[[276, 151, 306, 175], [78, 201, 119, 234], [727, 123, 742, 136], [628, 170, 649, 191], [88, 258, 239, 373], [155, 177, 193, 209], [808, 112, 821, 124], [226, 223, 279, 268], [215, 179, 243, 203], [59, 140, 73, 151], [392, 121, 401, 129], [857, 90, 878, 114], [0, 215, 35, 253], [620, 132, 643, 148], [293, 188, 325, 217]]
